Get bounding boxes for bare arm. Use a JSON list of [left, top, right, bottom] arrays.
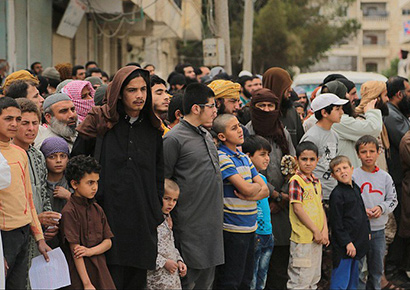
[[73, 239, 112, 258], [234, 175, 269, 201], [69, 243, 95, 290], [227, 174, 261, 197], [292, 203, 322, 244]]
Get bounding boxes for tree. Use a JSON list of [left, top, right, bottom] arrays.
[[252, 0, 360, 73]]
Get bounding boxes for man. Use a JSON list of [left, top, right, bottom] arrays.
[[252, 75, 263, 92], [34, 93, 78, 151], [167, 93, 183, 128], [163, 83, 224, 290], [1, 70, 39, 96], [86, 67, 103, 79], [384, 76, 410, 284], [30, 62, 43, 76], [85, 61, 98, 71], [293, 86, 309, 117], [5, 80, 44, 110], [42, 67, 61, 95], [208, 79, 241, 116], [144, 64, 156, 75], [237, 75, 254, 106], [72, 65, 86, 80], [176, 63, 197, 81], [197, 66, 210, 83], [168, 73, 186, 95], [150, 75, 170, 134], [71, 66, 164, 289]]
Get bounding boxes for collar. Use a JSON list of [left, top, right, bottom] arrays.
[[180, 119, 207, 135], [218, 144, 244, 158], [296, 170, 319, 184], [372, 166, 380, 173], [0, 140, 11, 149], [71, 194, 96, 207], [337, 181, 355, 189]]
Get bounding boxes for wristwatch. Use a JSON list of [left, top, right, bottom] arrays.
[[275, 192, 283, 203]]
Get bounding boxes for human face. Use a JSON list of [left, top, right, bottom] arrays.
[[252, 78, 262, 92], [255, 101, 276, 112], [72, 172, 99, 199], [183, 66, 196, 80], [75, 69, 86, 80], [122, 76, 147, 118], [222, 98, 240, 115], [297, 94, 308, 106], [27, 85, 44, 109], [102, 76, 109, 84], [145, 65, 155, 76], [47, 100, 77, 128], [198, 97, 217, 128], [162, 189, 179, 215], [244, 80, 253, 94], [324, 105, 343, 123], [91, 72, 103, 79], [297, 150, 318, 176], [0, 107, 21, 141], [46, 152, 68, 174], [402, 81, 410, 99], [357, 143, 379, 170], [33, 63, 43, 75], [151, 83, 169, 114], [250, 149, 270, 171], [218, 117, 243, 148], [348, 87, 358, 105], [331, 162, 353, 185], [81, 86, 93, 100], [15, 112, 39, 147]]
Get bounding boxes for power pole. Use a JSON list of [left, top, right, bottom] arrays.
[[215, 0, 232, 74], [242, 0, 254, 72]]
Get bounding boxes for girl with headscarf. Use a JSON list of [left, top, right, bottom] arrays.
[[245, 88, 295, 289], [62, 80, 95, 123], [262, 67, 304, 148]]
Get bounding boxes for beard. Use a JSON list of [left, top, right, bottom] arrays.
[[398, 96, 410, 117], [281, 97, 293, 117], [376, 100, 389, 116], [243, 88, 252, 99], [49, 117, 77, 139]]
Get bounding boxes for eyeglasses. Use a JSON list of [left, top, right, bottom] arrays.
[[198, 103, 216, 108]]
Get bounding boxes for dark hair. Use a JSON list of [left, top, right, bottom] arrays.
[[66, 155, 101, 184], [72, 65, 85, 77], [30, 62, 41, 71], [329, 155, 352, 173], [175, 63, 192, 74], [169, 73, 186, 86], [0, 97, 21, 115], [242, 135, 272, 156], [150, 75, 166, 87], [355, 135, 380, 153], [237, 76, 253, 88], [126, 62, 141, 67], [296, 141, 319, 158], [168, 93, 183, 123], [144, 64, 155, 69], [37, 76, 48, 96], [5, 80, 30, 99], [314, 103, 336, 121], [101, 71, 109, 79], [387, 76, 408, 98], [194, 67, 202, 76], [86, 67, 102, 78], [48, 77, 60, 89], [85, 61, 98, 69], [183, 83, 215, 115], [16, 98, 41, 120]]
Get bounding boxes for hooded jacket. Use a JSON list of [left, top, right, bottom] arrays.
[[71, 67, 164, 269]]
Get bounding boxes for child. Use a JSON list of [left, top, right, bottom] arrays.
[[329, 155, 370, 289], [147, 179, 187, 289], [352, 135, 398, 289], [242, 135, 273, 290], [60, 155, 115, 290], [213, 114, 269, 289], [287, 141, 329, 289]]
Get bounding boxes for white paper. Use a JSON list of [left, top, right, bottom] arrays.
[[29, 247, 71, 290]]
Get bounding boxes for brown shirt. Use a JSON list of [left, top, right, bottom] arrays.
[[60, 195, 115, 290]]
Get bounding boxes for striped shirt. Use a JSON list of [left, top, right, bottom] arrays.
[[218, 144, 258, 233]]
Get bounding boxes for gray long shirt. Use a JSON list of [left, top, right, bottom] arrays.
[[163, 120, 224, 269]]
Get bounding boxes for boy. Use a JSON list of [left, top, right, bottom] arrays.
[[287, 141, 329, 289], [213, 114, 269, 289], [147, 179, 187, 289], [0, 97, 50, 289], [353, 135, 398, 289], [60, 155, 115, 290], [329, 155, 370, 289], [242, 135, 273, 290]]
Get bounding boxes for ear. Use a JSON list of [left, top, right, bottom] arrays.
[[70, 180, 78, 190], [191, 104, 201, 115], [215, 99, 223, 108], [44, 112, 52, 124], [245, 152, 251, 157], [217, 132, 226, 142], [321, 108, 328, 117], [175, 110, 183, 120]]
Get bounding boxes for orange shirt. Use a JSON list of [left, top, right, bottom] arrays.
[[0, 141, 43, 241]]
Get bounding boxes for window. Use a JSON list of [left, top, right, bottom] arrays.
[[366, 63, 378, 72]]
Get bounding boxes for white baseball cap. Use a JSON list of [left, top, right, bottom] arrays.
[[311, 93, 349, 112]]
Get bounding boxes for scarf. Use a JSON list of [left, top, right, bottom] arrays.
[[250, 88, 289, 154], [262, 67, 292, 108], [62, 80, 95, 122]]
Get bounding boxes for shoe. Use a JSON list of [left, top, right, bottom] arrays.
[[389, 270, 410, 288]]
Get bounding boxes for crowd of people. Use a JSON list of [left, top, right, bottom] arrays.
[[0, 59, 409, 290]]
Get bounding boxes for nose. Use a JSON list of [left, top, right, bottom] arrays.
[[39, 95, 44, 104]]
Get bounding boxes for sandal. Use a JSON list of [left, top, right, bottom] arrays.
[[381, 281, 405, 290]]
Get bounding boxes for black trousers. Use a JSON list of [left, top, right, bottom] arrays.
[[108, 264, 147, 290], [2, 224, 30, 290]]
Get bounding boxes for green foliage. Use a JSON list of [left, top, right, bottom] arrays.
[[382, 58, 399, 78]]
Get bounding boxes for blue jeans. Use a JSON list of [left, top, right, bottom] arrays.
[[251, 234, 274, 290], [330, 258, 360, 289], [359, 230, 385, 290]]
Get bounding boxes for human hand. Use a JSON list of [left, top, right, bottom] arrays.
[[369, 206, 382, 218], [281, 192, 289, 201], [366, 208, 374, 218], [313, 230, 323, 244], [38, 211, 61, 227], [364, 99, 377, 113], [321, 229, 330, 247], [346, 242, 356, 258], [83, 282, 96, 290], [4, 258, 8, 277], [269, 201, 282, 214], [164, 259, 178, 274], [37, 239, 51, 262], [54, 186, 71, 200], [44, 226, 59, 241], [234, 190, 259, 201], [178, 261, 187, 277], [73, 245, 93, 259]]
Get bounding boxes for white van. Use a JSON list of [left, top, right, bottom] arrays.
[[292, 71, 388, 98]]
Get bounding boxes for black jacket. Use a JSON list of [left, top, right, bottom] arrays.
[[329, 181, 370, 267]]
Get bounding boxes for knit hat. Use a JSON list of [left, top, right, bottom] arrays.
[[40, 136, 69, 158], [210, 66, 225, 79], [43, 93, 72, 110], [323, 80, 348, 100], [42, 67, 61, 81], [85, 76, 103, 88], [2, 70, 39, 90], [56, 79, 74, 93], [208, 80, 241, 100]]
